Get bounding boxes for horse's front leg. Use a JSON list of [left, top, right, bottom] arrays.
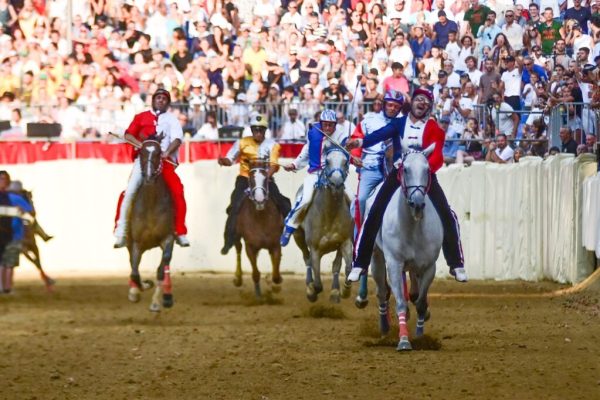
[[387, 260, 411, 351], [306, 250, 322, 302], [245, 244, 261, 298], [340, 238, 353, 299], [269, 245, 282, 293], [233, 240, 243, 287], [329, 250, 342, 303], [150, 238, 175, 312], [414, 264, 436, 338], [128, 244, 143, 303], [371, 246, 390, 336]]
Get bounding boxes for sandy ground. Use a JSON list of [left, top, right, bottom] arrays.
[[1, 272, 599, 400]]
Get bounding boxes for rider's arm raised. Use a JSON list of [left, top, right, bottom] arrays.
[[362, 119, 400, 148]]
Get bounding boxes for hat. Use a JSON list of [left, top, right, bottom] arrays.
[[189, 97, 203, 106], [438, 10, 447, 17], [438, 70, 448, 78], [583, 64, 596, 73], [412, 88, 434, 103], [439, 115, 451, 124], [315, 43, 328, 52], [350, 33, 360, 40], [191, 78, 202, 88], [594, 55, 600, 63], [140, 72, 153, 82], [572, 22, 581, 29], [448, 81, 461, 89], [532, 45, 541, 51], [389, 11, 402, 20], [505, 55, 516, 62], [329, 78, 339, 85], [270, 83, 280, 91], [289, 47, 299, 55], [305, 34, 318, 42]]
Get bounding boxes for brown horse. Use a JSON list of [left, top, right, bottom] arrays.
[[233, 158, 284, 298], [126, 137, 175, 312]]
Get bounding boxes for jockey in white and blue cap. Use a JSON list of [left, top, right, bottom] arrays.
[[280, 109, 350, 246]]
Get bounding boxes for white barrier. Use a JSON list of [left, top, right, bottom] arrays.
[[2, 154, 596, 283]]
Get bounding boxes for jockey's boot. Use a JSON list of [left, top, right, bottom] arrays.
[[450, 266, 468, 283], [348, 263, 367, 282], [176, 235, 190, 247], [113, 236, 127, 249], [279, 226, 295, 247]]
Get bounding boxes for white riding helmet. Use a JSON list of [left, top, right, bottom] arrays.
[[250, 113, 269, 129], [319, 109, 337, 122]]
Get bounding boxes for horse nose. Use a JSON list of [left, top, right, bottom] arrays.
[[329, 170, 344, 186]]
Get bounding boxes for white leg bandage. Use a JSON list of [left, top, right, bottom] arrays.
[[114, 159, 143, 238]]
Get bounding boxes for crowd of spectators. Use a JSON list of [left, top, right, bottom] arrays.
[[0, 0, 598, 162]]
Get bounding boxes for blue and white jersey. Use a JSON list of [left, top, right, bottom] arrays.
[[293, 122, 349, 173], [360, 111, 393, 170]]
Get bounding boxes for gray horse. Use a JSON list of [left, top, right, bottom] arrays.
[[369, 143, 443, 351], [293, 144, 354, 303]]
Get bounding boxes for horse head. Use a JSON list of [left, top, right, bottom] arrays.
[[139, 136, 164, 184], [321, 143, 349, 190], [397, 142, 435, 221], [248, 157, 270, 210]]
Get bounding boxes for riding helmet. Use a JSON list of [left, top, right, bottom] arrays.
[[250, 113, 269, 128], [383, 89, 404, 104], [152, 88, 172, 105], [412, 88, 434, 104], [319, 109, 337, 122]]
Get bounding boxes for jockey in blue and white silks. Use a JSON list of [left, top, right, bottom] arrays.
[[280, 109, 350, 246], [351, 91, 405, 232], [347, 88, 467, 283]]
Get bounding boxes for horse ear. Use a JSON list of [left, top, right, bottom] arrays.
[[423, 142, 436, 157]]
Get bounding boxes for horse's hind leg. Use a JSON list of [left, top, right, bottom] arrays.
[[329, 250, 343, 303], [269, 245, 282, 293], [414, 264, 436, 338], [160, 239, 176, 310], [340, 239, 353, 299], [245, 244, 261, 298], [233, 240, 243, 287], [24, 248, 55, 291]]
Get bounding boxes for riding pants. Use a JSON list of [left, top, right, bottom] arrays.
[[354, 165, 385, 231], [353, 169, 464, 272], [283, 173, 319, 230], [115, 158, 188, 238], [223, 176, 291, 249]]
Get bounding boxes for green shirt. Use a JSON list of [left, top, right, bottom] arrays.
[[538, 21, 562, 56], [464, 5, 491, 38]]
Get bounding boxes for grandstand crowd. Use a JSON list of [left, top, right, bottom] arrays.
[[0, 0, 599, 162]]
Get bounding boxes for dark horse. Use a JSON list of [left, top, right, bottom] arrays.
[[127, 137, 175, 312], [233, 158, 284, 298]]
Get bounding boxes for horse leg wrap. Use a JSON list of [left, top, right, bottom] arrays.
[[162, 266, 172, 295], [416, 317, 425, 337], [398, 311, 409, 339]]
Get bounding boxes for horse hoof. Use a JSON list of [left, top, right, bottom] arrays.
[[162, 294, 174, 308], [396, 337, 412, 351], [233, 276, 243, 287], [149, 303, 161, 312], [272, 275, 283, 285], [341, 281, 352, 299], [415, 326, 424, 338], [142, 280, 154, 290], [354, 296, 369, 309], [128, 288, 141, 303], [329, 290, 340, 304], [271, 283, 282, 293]]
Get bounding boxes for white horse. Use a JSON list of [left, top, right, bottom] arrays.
[[369, 143, 443, 351]]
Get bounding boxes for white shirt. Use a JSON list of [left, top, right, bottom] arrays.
[[360, 112, 390, 169], [443, 96, 473, 132], [403, 118, 426, 149], [389, 45, 414, 79], [155, 112, 184, 155], [495, 146, 514, 162], [501, 68, 522, 97], [492, 102, 516, 136], [467, 68, 483, 87], [196, 123, 221, 140], [280, 119, 306, 140], [502, 23, 524, 51]]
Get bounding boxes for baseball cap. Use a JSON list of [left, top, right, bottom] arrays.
[[440, 115, 451, 124], [505, 55, 516, 62], [438, 70, 448, 78], [438, 10, 447, 17], [329, 78, 339, 85]]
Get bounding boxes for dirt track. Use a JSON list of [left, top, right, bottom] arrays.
[[1, 273, 599, 400]]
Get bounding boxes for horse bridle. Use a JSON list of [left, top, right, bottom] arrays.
[[248, 164, 269, 202], [140, 140, 163, 179], [320, 146, 349, 188], [397, 151, 431, 202]]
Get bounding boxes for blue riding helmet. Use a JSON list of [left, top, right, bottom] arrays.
[[383, 90, 404, 105], [319, 109, 337, 122]]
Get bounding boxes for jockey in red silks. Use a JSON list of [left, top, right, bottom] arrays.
[[346, 88, 467, 283], [113, 88, 190, 248]]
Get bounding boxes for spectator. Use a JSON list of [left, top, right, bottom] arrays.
[[456, 117, 484, 164], [490, 91, 519, 138], [476, 11, 501, 57], [501, 9, 524, 52], [195, 110, 221, 140], [538, 8, 565, 56], [500, 55, 521, 111], [464, 0, 492, 38], [565, 0, 593, 35], [280, 108, 305, 140], [432, 10, 458, 48], [485, 133, 514, 163], [382, 62, 409, 95], [559, 126, 578, 155]]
